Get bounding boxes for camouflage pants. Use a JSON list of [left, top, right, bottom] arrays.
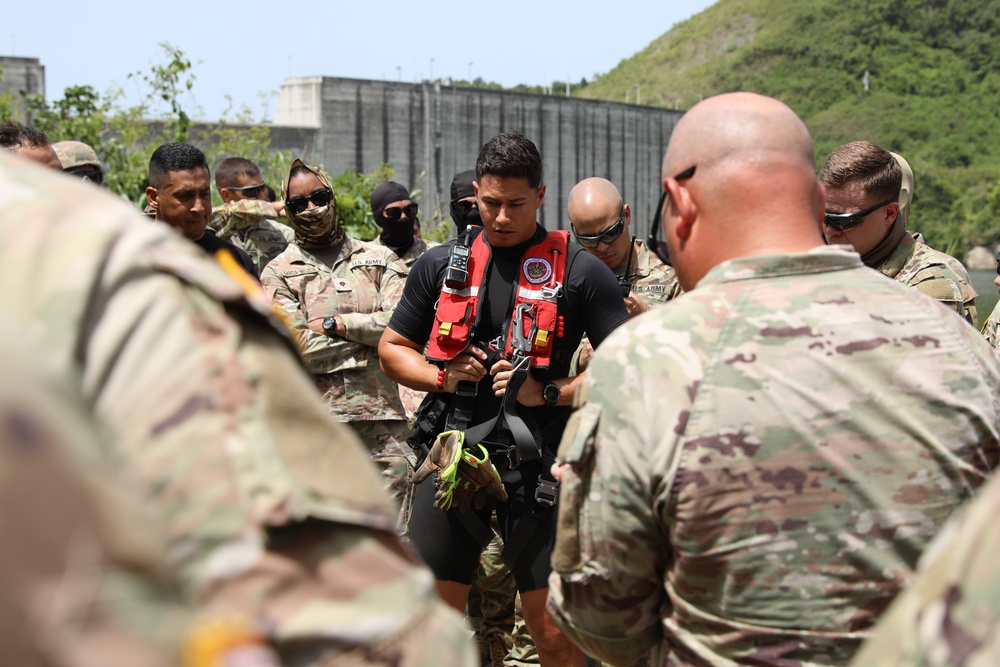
[[505, 605, 633, 667], [504, 595, 539, 666], [398, 384, 428, 424], [346, 419, 416, 539], [467, 524, 517, 666]]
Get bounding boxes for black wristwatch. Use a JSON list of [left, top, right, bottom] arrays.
[[542, 382, 560, 407], [322, 316, 338, 337]]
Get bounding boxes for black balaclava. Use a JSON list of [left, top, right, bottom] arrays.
[[449, 169, 482, 234], [371, 181, 415, 255]]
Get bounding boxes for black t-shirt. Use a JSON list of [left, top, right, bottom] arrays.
[[196, 229, 259, 279], [389, 224, 629, 449]]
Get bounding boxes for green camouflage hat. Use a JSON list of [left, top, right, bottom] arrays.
[[52, 140, 102, 171]]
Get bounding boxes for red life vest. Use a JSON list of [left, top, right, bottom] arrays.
[[427, 230, 569, 370]]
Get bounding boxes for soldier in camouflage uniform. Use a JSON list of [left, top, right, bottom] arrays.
[[548, 92, 1000, 667], [370, 181, 438, 266], [982, 256, 1000, 351], [891, 152, 979, 327], [211, 156, 294, 275], [370, 181, 439, 423], [261, 159, 416, 536], [569, 177, 682, 313], [983, 309, 1000, 351], [848, 463, 1000, 666], [0, 151, 476, 667], [0, 120, 60, 169], [567, 177, 683, 373], [821, 141, 978, 326], [146, 143, 258, 278], [0, 322, 191, 667], [52, 139, 105, 184]]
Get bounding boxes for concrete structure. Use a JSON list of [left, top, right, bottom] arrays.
[[0, 56, 45, 123], [274, 77, 684, 237], [2, 59, 683, 238]]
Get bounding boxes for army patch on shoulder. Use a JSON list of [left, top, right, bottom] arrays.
[[523, 257, 553, 284], [351, 258, 385, 268]]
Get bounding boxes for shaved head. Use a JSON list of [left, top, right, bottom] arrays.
[[568, 177, 634, 271], [663, 92, 815, 181], [658, 92, 825, 289], [568, 177, 622, 222]]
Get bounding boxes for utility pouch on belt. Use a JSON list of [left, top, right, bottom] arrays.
[[407, 392, 453, 459]]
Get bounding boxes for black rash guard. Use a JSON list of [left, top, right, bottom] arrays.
[[195, 228, 258, 279], [388, 224, 629, 450]]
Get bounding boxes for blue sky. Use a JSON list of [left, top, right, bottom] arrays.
[[7, 1, 717, 121]]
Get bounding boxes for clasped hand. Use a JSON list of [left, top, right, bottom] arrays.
[[441, 345, 542, 406]]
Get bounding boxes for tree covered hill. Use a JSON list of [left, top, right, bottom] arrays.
[[579, 0, 1000, 255]]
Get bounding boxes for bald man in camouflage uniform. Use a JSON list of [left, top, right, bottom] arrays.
[[548, 92, 1000, 666], [821, 142, 977, 327], [212, 156, 293, 275], [567, 177, 681, 373], [0, 151, 475, 667]]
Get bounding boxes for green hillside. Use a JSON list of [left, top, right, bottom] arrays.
[[580, 0, 1000, 255]]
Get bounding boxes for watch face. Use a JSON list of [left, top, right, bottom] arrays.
[[323, 316, 336, 333], [543, 383, 560, 406]]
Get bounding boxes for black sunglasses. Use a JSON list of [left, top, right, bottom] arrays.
[[824, 198, 896, 232], [572, 208, 626, 249], [648, 165, 697, 266], [382, 202, 418, 222], [995, 250, 1000, 276], [452, 200, 477, 217], [286, 188, 334, 215], [224, 182, 266, 199], [70, 168, 104, 185]]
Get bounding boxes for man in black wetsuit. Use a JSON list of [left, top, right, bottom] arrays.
[[379, 131, 629, 667], [146, 142, 257, 278]]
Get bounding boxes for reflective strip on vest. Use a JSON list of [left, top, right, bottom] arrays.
[[442, 285, 481, 298], [516, 286, 559, 303]]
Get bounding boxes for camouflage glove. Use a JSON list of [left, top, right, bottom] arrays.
[[214, 200, 273, 237], [412, 430, 508, 512]]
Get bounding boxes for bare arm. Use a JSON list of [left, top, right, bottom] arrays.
[[491, 359, 586, 407], [379, 327, 490, 394]]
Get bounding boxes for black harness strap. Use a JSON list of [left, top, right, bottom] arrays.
[[455, 507, 496, 547], [436, 240, 584, 561]]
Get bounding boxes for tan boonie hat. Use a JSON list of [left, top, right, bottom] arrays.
[[52, 140, 102, 171]]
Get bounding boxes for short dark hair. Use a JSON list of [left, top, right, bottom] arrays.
[[0, 121, 50, 150], [148, 142, 209, 189], [819, 141, 901, 204], [215, 156, 261, 188], [475, 131, 542, 189]]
